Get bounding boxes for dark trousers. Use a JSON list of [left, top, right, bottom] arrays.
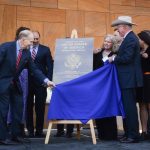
[[57, 124, 74, 134], [0, 85, 23, 140], [96, 117, 117, 140], [26, 84, 47, 134], [121, 88, 139, 139]]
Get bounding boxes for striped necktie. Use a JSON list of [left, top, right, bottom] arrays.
[[31, 47, 36, 60], [16, 49, 22, 70]]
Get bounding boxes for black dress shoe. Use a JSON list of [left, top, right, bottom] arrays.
[[120, 138, 139, 143], [119, 136, 127, 142], [12, 136, 30, 143], [66, 133, 73, 138], [35, 132, 45, 138], [0, 139, 18, 145], [140, 132, 150, 141], [27, 133, 35, 138]]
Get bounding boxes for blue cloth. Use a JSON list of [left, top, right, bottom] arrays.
[[48, 63, 125, 124]]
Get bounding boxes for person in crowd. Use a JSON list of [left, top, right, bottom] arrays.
[[26, 31, 53, 138], [108, 16, 143, 143], [113, 28, 120, 37], [136, 30, 150, 140], [93, 34, 118, 140], [0, 30, 55, 145], [113, 28, 123, 53], [7, 26, 30, 137]]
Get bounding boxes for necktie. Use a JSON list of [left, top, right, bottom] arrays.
[[31, 47, 36, 60], [16, 49, 22, 70]]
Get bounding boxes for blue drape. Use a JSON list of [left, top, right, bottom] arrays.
[[47, 63, 125, 124]]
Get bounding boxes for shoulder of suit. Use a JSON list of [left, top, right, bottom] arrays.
[[0, 41, 15, 47], [0, 41, 16, 49], [39, 44, 50, 50], [126, 32, 138, 40]]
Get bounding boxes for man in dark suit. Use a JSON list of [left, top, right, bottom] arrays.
[[0, 30, 54, 145], [26, 31, 53, 138], [109, 16, 143, 143]]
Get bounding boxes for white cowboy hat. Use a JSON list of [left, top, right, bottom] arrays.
[[111, 16, 137, 27]]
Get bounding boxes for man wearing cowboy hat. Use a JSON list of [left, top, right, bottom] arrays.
[[108, 16, 143, 143]]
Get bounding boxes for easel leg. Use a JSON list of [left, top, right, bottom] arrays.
[[45, 122, 53, 144], [89, 120, 96, 144]]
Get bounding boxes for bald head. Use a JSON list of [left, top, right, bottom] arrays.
[[32, 31, 40, 46], [18, 30, 34, 49], [18, 30, 34, 40]]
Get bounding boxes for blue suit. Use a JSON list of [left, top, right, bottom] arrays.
[[26, 44, 53, 135], [114, 31, 143, 139], [0, 41, 47, 140]]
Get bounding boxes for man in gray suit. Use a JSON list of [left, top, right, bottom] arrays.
[[109, 16, 143, 143]]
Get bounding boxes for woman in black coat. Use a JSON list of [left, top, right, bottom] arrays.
[[136, 30, 150, 140], [93, 34, 121, 140]]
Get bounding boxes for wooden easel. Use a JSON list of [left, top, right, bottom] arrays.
[[45, 29, 96, 145], [45, 119, 96, 144]]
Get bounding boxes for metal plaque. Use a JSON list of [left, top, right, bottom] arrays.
[[53, 38, 94, 84]]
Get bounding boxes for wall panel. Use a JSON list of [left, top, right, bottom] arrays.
[[0, 5, 5, 42], [0, 0, 30, 6], [17, 6, 66, 23], [110, 0, 135, 6], [93, 36, 104, 49], [31, 0, 58, 9], [133, 15, 150, 33], [58, 0, 77, 10], [66, 10, 84, 37], [43, 22, 66, 57], [0, 5, 16, 42], [17, 20, 31, 29], [78, 0, 109, 12], [85, 12, 106, 36], [136, 0, 150, 8], [0, 0, 149, 45], [110, 4, 150, 15], [17, 20, 44, 43]]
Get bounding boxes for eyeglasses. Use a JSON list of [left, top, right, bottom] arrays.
[[34, 38, 39, 40]]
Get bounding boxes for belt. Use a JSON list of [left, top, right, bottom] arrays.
[[144, 72, 150, 75]]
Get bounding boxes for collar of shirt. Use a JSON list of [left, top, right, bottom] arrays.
[[30, 45, 39, 53], [123, 30, 132, 39], [16, 40, 21, 56]]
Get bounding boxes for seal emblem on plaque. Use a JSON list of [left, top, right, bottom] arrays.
[[64, 53, 82, 70]]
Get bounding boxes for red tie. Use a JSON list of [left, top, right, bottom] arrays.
[[31, 48, 36, 60], [16, 50, 22, 70]]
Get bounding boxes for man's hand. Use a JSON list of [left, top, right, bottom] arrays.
[[93, 48, 102, 54], [47, 81, 55, 88], [142, 53, 148, 59], [108, 54, 116, 63]]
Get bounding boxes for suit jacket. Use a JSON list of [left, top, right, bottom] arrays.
[[114, 31, 143, 89], [0, 41, 46, 94], [29, 44, 53, 87]]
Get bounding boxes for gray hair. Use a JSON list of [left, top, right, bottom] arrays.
[[18, 30, 33, 39], [104, 34, 115, 43], [104, 34, 122, 52]]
